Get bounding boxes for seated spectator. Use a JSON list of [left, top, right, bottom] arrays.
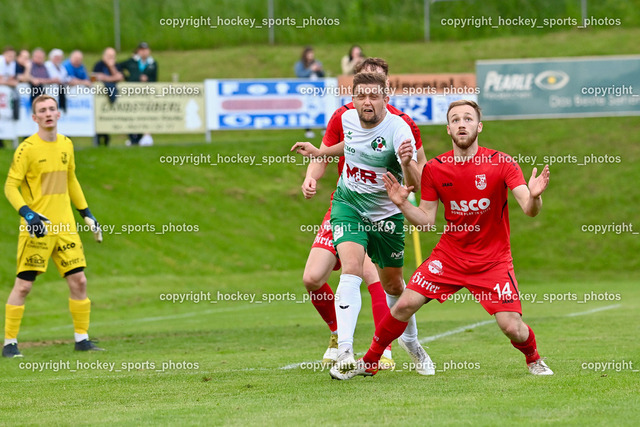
[[294, 46, 325, 79], [63, 50, 92, 86], [93, 47, 124, 146], [341, 45, 365, 75], [0, 46, 18, 87]]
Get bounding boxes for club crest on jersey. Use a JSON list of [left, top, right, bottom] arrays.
[[370, 136, 387, 152], [427, 260, 444, 276], [475, 174, 487, 190], [61, 152, 68, 165]]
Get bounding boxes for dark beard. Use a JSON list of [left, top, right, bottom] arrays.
[[451, 129, 477, 149], [358, 110, 380, 125]]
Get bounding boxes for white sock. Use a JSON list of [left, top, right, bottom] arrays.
[[74, 333, 89, 343], [334, 273, 363, 350], [383, 348, 392, 359], [4, 338, 18, 346], [386, 286, 419, 342]]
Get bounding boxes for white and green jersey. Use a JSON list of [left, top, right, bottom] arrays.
[[334, 109, 417, 222]]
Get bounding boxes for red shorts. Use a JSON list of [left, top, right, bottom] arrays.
[[311, 207, 341, 271], [407, 248, 522, 315]]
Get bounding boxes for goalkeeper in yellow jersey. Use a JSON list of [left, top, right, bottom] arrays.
[[3, 95, 104, 358]]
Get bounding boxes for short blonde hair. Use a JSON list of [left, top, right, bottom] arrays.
[[447, 100, 481, 123], [32, 95, 58, 112]]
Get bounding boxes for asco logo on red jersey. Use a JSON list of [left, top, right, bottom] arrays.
[[450, 198, 490, 213]]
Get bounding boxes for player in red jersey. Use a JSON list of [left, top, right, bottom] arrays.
[[300, 58, 426, 368], [331, 100, 553, 379]]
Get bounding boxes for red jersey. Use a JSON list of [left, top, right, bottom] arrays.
[[323, 102, 423, 176], [420, 146, 527, 263]]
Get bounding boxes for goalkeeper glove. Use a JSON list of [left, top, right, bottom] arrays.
[[19, 205, 51, 238], [78, 207, 103, 243]]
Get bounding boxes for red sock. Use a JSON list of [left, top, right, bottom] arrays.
[[511, 325, 540, 364], [309, 283, 337, 332], [363, 312, 407, 367], [367, 281, 390, 328]]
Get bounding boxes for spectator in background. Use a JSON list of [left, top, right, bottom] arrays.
[[295, 46, 325, 79], [295, 46, 325, 139], [30, 48, 59, 105], [0, 46, 18, 87], [15, 49, 32, 83], [93, 47, 124, 146], [45, 49, 70, 112], [119, 42, 157, 146], [63, 50, 92, 87], [0, 46, 18, 148], [341, 45, 365, 75]]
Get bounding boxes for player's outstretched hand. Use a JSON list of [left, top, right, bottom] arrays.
[[397, 139, 414, 166], [528, 164, 550, 198], [290, 141, 320, 158], [78, 208, 103, 243], [382, 172, 414, 206], [301, 177, 317, 199]]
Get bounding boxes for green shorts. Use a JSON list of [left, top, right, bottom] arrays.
[[330, 200, 405, 268]]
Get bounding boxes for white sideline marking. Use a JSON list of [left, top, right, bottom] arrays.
[[281, 303, 623, 370], [22, 304, 261, 335], [565, 304, 621, 317], [419, 320, 494, 344]]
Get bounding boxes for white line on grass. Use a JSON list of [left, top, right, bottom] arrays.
[[565, 304, 621, 317], [21, 304, 263, 335]]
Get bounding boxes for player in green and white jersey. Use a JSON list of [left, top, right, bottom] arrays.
[[293, 72, 434, 376]]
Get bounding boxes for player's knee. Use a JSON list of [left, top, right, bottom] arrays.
[[340, 262, 363, 278], [390, 299, 415, 322], [67, 271, 87, 292], [302, 271, 323, 291], [13, 280, 33, 297], [498, 320, 525, 340], [382, 279, 404, 296]]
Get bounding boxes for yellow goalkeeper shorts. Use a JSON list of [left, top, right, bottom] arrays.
[[17, 233, 86, 277]]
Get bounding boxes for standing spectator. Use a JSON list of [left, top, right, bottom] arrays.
[[92, 47, 124, 146], [0, 46, 18, 87], [45, 49, 69, 112], [295, 46, 325, 79], [30, 48, 59, 105], [0, 46, 18, 148], [341, 45, 365, 75], [294, 46, 325, 139], [15, 49, 32, 83], [119, 42, 158, 146], [63, 50, 92, 87]]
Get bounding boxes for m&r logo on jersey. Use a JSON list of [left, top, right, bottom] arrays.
[[370, 136, 387, 152]]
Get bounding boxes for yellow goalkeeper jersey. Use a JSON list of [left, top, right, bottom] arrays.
[[4, 133, 88, 234]]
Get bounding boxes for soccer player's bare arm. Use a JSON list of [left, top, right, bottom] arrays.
[[301, 159, 329, 199], [291, 141, 344, 158], [416, 145, 427, 171], [397, 138, 421, 192], [382, 172, 437, 227], [512, 165, 550, 217]]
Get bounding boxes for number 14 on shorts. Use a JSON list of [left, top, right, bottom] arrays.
[[494, 282, 514, 302]]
